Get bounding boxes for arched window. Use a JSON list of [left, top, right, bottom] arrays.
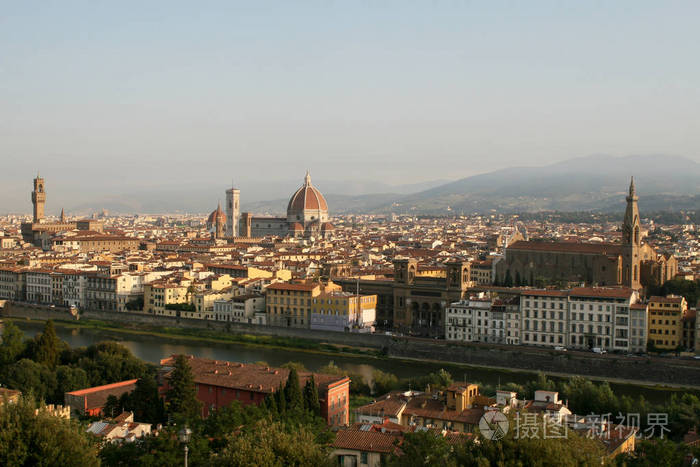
[[633, 265, 638, 281], [634, 226, 639, 244]]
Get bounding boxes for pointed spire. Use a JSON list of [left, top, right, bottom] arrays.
[[629, 176, 635, 197], [304, 170, 312, 186], [60, 208, 65, 223]]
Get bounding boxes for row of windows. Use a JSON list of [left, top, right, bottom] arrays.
[[649, 329, 677, 335]]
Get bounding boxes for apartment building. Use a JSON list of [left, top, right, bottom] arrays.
[[213, 294, 266, 324], [648, 295, 687, 350], [568, 288, 639, 353], [520, 290, 568, 347], [447, 288, 643, 353], [0, 267, 22, 300], [309, 291, 377, 333], [266, 282, 329, 328], [25, 269, 53, 304], [445, 297, 491, 342], [144, 281, 191, 316]]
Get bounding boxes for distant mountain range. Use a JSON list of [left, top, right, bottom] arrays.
[[244, 155, 700, 215], [10, 155, 699, 216]]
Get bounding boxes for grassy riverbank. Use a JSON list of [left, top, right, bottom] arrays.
[[7, 316, 387, 359]]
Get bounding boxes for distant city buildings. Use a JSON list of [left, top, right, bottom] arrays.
[[1, 173, 699, 354]]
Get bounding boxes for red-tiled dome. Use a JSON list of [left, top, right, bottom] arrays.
[[207, 203, 226, 226], [287, 172, 328, 213]]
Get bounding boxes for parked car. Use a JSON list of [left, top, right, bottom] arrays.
[[554, 346, 567, 351], [592, 347, 607, 354]]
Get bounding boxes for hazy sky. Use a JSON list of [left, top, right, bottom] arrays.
[[1, 1, 699, 211]]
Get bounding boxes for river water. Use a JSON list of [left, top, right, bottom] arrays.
[[12, 320, 693, 405]]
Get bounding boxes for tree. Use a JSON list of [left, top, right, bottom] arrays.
[[2, 358, 57, 402], [0, 321, 26, 366], [129, 375, 166, 424], [62, 341, 148, 387], [276, 383, 287, 413], [212, 419, 332, 467], [318, 361, 343, 375], [386, 431, 456, 467], [166, 355, 201, 424], [33, 320, 62, 369], [616, 438, 687, 466], [103, 394, 122, 419], [372, 369, 399, 395], [284, 368, 303, 410], [53, 365, 89, 404], [99, 426, 210, 467], [303, 375, 320, 415], [280, 361, 307, 372], [0, 396, 99, 466]]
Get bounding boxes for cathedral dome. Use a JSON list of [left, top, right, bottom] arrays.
[[287, 172, 328, 215], [206, 202, 226, 229]]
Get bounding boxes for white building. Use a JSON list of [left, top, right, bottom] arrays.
[[520, 291, 568, 347], [62, 271, 87, 309], [629, 303, 648, 353], [213, 294, 266, 324], [445, 297, 491, 342], [568, 288, 639, 353], [25, 269, 53, 304]]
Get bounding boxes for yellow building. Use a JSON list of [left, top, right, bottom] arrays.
[[144, 282, 191, 316], [266, 282, 322, 328], [648, 295, 687, 350], [310, 292, 377, 332], [446, 383, 480, 411]]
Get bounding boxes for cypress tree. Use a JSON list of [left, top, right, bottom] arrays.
[[34, 320, 61, 369], [264, 392, 278, 413], [166, 355, 202, 424], [284, 368, 303, 410], [303, 375, 320, 415], [276, 383, 287, 413]]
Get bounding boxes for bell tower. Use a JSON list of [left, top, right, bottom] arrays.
[[31, 174, 46, 223], [621, 177, 641, 289], [225, 184, 240, 238]]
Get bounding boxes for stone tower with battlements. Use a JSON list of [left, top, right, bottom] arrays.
[[31, 174, 46, 222]]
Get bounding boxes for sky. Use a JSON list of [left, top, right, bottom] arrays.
[[1, 1, 699, 212]]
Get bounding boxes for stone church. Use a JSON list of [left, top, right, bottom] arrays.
[[495, 178, 676, 290]]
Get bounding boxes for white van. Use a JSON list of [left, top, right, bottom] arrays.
[[592, 347, 607, 354]]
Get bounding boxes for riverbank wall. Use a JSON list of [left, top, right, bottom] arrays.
[[5, 302, 700, 387]]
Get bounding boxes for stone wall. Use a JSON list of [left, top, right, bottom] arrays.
[[0, 302, 393, 349]]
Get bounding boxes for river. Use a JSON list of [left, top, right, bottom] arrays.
[[12, 320, 695, 405]]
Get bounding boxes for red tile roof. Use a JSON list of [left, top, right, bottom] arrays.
[[160, 356, 348, 395], [508, 240, 622, 256], [333, 429, 400, 454]]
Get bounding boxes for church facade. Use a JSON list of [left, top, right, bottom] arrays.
[[495, 179, 676, 290]]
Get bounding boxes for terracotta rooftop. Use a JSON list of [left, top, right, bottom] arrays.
[[508, 240, 622, 255], [569, 287, 635, 299], [332, 429, 400, 454], [160, 356, 348, 395]]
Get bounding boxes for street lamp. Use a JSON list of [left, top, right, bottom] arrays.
[[178, 426, 192, 467]]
